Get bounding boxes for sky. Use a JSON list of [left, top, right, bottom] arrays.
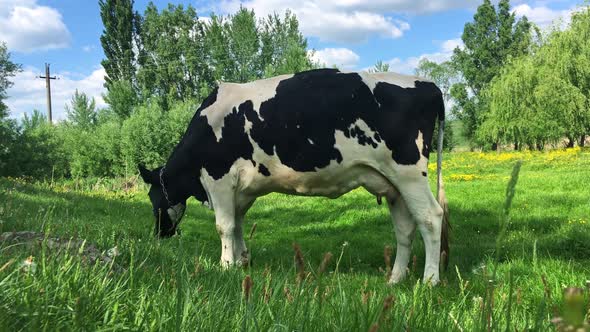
[[1, 0, 584, 121]]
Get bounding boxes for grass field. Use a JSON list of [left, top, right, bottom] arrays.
[[1, 148, 589, 331]]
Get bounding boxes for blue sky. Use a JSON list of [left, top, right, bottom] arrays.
[[1, 0, 583, 120]]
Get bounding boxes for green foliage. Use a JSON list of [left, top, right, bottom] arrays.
[[227, 7, 260, 83], [120, 99, 196, 171], [369, 60, 390, 73], [99, 0, 140, 89], [17, 121, 68, 179], [415, 59, 458, 102], [452, 0, 532, 145], [65, 90, 97, 128], [100, 3, 314, 114], [0, 42, 22, 118], [103, 79, 138, 119], [137, 3, 212, 109], [63, 119, 122, 178], [414, 59, 458, 151], [0, 42, 23, 176], [480, 5, 590, 148], [260, 11, 315, 77]]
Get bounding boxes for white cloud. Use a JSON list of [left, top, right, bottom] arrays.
[[5, 66, 107, 121], [82, 45, 96, 52], [382, 38, 463, 74], [309, 48, 360, 69], [0, 0, 71, 53], [218, 0, 412, 43], [512, 3, 576, 29]]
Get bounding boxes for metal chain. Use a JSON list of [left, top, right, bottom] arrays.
[[159, 167, 172, 206]]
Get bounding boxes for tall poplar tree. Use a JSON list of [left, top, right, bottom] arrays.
[[99, 0, 140, 88]]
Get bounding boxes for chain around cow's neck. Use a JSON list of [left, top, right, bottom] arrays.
[[159, 167, 172, 206]]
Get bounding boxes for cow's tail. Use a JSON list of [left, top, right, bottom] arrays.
[[436, 103, 450, 271]]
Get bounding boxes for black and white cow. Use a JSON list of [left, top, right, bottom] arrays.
[[139, 69, 449, 284]]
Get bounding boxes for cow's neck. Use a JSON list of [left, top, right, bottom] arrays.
[[162, 143, 207, 203]]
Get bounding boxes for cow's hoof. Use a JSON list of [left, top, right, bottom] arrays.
[[388, 270, 407, 285], [422, 275, 440, 286]]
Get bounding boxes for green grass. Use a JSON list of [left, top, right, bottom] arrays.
[[1, 149, 589, 331]]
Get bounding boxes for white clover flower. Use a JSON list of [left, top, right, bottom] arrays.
[[107, 246, 120, 258], [20, 256, 36, 274]]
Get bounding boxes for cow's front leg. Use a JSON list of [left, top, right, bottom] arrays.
[[215, 206, 248, 267]]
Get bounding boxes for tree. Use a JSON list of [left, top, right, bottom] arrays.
[[415, 59, 458, 151], [542, 6, 590, 147], [260, 11, 314, 77], [65, 90, 97, 128], [415, 59, 458, 102], [227, 7, 260, 83], [205, 14, 232, 82], [99, 0, 140, 88], [369, 60, 390, 73], [136, 3, 212, 109], [451, 0, 532, 146], [479, 5, 590, 149], [100, 0, 141, 118], [21, 109, 47, 132], [0, 42, 22, 176], [103, 79, 137, 119], [0, 42, 21, 118]]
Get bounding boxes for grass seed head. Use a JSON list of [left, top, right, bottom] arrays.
[[318, 252, 333, 276], [283, 285, 293, 303], [368, 323, 379, 332], [242, 275, 253, 301], [384, 246, 392, 280], [541, 274, 552, 299], [293, 243, 305, 283], [263, 286, 272, 304]]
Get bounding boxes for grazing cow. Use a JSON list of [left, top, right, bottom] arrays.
[[139, 69, 449, 284]]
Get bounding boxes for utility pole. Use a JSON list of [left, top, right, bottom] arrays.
[[38, 63, 57, 123]]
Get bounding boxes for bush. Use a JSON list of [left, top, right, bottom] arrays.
[[120, 99, 197, 171]]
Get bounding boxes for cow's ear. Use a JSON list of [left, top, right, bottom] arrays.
[[138, 164, 156, 184]]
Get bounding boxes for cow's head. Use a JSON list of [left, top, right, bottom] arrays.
[[139, 165, 207, 237]]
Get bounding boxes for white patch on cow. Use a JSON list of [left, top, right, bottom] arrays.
[[167, 203, 186, 223], [360, 71, 430, 93], [201, 74, 294, 141], [349, 119, 373, 135]]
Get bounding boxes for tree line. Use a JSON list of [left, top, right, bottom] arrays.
[[100, 1, 314, 117], [1, 0, 589, 179], [413, 0, 589, 150], [0, 2, 316, 178]]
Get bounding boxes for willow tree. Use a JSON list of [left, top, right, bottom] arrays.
[[480, 5, 590, 149]]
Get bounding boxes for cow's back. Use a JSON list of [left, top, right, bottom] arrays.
[[175, 69, 442, 197]]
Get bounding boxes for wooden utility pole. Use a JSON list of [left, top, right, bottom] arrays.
[[38, 63, 57, 123]]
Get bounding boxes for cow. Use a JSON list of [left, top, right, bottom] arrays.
[[139, 68, 449, 285]]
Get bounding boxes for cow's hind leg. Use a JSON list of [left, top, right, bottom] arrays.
[[397, 178, 444, 285], [387, 196, 416, 284]]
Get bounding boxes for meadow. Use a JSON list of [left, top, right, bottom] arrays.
[[1, 148, 589, 331]]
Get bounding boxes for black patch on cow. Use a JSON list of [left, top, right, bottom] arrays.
[[167, 68, 442, 182], [422, 172, 427, 177], [258, 164, 271, 176]]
